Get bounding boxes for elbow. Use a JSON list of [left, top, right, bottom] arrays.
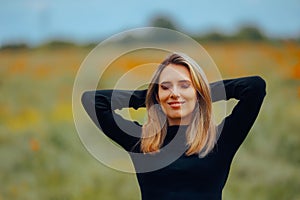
[[249, 76, 267, 98], [81, 91, 93, 110]]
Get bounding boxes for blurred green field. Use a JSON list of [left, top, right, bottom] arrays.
[[0, 41, 300, 200]]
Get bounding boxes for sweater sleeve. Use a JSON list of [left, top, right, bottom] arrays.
[[212, 76, 266, 155], [81, 89, 147, 151]]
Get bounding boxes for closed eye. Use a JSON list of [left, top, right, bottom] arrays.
[[160, 84, 171, 90], [180, 83, 190, 88], [178, 80, 192, 89]]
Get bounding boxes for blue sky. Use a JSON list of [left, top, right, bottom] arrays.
[[1, 0, 300, 46]]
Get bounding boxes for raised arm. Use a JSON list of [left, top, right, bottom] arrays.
[[81, 89, 147, 151], [211, 76, 267, 155]]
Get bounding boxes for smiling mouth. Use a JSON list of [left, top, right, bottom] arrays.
[[168, 101, 185, 107]]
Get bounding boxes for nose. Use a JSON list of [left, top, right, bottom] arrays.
[[170, 87, 180, 98]]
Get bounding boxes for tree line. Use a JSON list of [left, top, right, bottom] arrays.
[[1, 15, 299, 50]]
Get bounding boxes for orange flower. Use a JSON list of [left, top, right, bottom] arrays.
[[29, 138, 40, 152], [292, 62, 300, 79]]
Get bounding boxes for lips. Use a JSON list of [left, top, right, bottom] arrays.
[[168, 101, 185, 108]]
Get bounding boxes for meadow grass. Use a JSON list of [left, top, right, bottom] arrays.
[[0, 41, 299, 200]]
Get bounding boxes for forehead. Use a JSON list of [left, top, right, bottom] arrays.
[[159, 64, 191, 83]]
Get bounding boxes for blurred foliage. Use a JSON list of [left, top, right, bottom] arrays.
[[38, 40, 78, 50], [235, 25, 266, 41], [0, 43, 29, 51], [2, 19, 299, 51], [193, 26, 268, 42], [0, 40, 300, 200], [149, 15, 178, 31]]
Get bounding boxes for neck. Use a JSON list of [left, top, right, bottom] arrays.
[[168, 117, 191, 126]]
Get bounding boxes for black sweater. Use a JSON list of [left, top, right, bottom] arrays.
[[81, 76, 266, 200]]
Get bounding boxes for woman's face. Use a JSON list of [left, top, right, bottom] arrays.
[[157, 63, 197, 125]]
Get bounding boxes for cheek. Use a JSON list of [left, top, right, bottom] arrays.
[[157, 89, 169, 102], [183, 89, 197, 100], [185, 91, 198, 109]]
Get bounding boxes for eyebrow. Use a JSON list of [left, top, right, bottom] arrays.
[[160, 80, 191, 84]]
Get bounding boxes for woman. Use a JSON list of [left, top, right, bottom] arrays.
[[81, 53, 266, 200]]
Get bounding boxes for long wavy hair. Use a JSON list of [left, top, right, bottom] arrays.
[[141, 53, 217, 157]]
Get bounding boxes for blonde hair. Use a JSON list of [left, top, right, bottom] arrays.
[[141, 53, 217, 157]]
